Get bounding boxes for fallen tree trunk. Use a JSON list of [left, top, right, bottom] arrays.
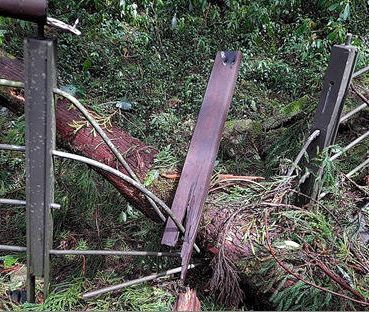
[[0, 52, 259, 305], [0, 53, 161, 221]]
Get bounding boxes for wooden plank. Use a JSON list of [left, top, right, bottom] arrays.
[[297, 43, 357, 205], [161, 51, 242, 254]]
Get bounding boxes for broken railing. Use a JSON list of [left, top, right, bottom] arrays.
[[0, 0, 201, 302], [290, 34, 369, 204], [4, 1, 367, 305]]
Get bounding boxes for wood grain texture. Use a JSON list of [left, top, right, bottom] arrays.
[[173, 288, 201, 312], [161, 51, 242, 278]]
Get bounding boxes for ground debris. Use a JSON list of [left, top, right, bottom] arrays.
[[173, 288, 201, 312]]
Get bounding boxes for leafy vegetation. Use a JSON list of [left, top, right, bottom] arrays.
[[0, 0, 369, 310]]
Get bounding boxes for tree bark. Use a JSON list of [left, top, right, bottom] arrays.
[[0, 53, 261, 308], [0, 52, 161, 221], [173, 288, 201, 312]]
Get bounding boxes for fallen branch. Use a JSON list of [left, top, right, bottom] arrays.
[[264, 209, 369, 307], [313, 257, 365, 301]]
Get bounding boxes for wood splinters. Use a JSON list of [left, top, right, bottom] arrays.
[[161, 51, 242, 280], [173, 288, 201, 312]]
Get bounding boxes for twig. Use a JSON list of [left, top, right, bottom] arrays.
[[216, 178, 266, 189], [286, 129, 320, 178], [217, 174, 264, 181], [352, 84, 369, 105], [209, 179, 266, 194], [312, 256, 365, 301], [343, 174, 369, 196]]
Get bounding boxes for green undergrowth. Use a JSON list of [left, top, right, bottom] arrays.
[[205, 173, 369, 311], [1, 0, 368, 165], [0, 0, 369, 310]]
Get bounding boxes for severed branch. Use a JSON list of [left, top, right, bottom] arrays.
[[312, 257, 366, 301], [264, 208, 369, 307]]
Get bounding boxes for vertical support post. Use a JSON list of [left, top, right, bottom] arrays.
[[298, 42, 357, 205], [24, 38, 56, 302]]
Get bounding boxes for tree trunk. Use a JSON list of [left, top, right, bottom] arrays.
[[173, 288, 201, 312], [0, 52, 161, 221], [0, 52, 263, 308]]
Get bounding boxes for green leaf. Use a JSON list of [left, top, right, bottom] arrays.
[[282, 95, 310, 117], [340, 3, 350, 21], [144, 170, 159, 186], [3, 255, 18, 268], [82, 58, 92, 71], [328, 3, 340, 11]]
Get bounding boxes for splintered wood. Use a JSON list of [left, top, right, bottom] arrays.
[[173, 288, 201, 312], [161, 51, 242, 279]]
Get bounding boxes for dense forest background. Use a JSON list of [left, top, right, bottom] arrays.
[[0, 0, 369, 310]]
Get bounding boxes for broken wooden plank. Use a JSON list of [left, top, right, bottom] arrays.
[[179, 52, 242, 278], [161, 51, 242, 260]]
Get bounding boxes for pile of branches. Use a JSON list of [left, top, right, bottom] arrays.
[[206, 172, 369, 310]]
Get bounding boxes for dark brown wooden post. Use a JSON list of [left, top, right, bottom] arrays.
[[298, 41, 357, 205]]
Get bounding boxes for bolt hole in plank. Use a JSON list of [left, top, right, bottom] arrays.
[[297, 43, 357, 204]]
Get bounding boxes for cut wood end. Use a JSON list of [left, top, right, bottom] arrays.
[[173, 288, 201, 312], [161, 172, 181, 180]]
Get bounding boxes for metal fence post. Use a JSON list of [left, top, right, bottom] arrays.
[[298, 40, 357, 205], [24, 38, 56, 302]]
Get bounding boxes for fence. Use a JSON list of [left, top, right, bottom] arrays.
[[295, 34, 369, 204], [0, 2, 368, 304], [0, 1, 197, 302]]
